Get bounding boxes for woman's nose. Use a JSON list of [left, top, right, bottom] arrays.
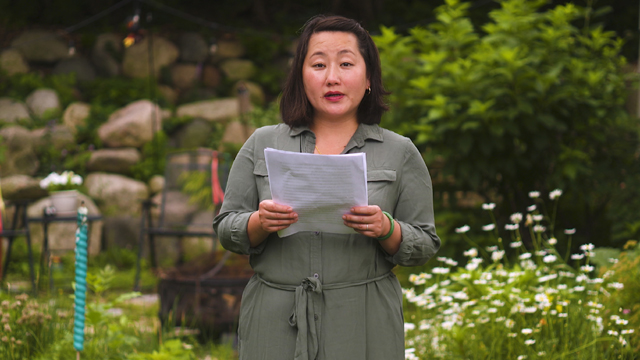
[[325, 64, 340, 85]]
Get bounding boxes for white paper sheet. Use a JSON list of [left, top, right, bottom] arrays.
[[264, 148, 368, 237]]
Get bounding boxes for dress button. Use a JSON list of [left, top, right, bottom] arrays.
[[313, 273, 319, 278], [314, 314, 319, 320], [315, 231, 320, 236]]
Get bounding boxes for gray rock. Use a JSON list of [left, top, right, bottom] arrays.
[[202, 65, 221, 88], [221, 120, 255, 145], [97, 100, 162, 148], [0, 175, 48, 200], [52, 57, 96, 83], [122, 36, 179, 78], [232, 80, 265, 105], [220, 59, 256, 80], [92, 33, 122, 76], [10, 30, 70, 63], [0, 98, 31, 124], [62, 102, 90, 134], [172, 119, 213, 148], [179, 32, 209, 63], [0, 126, 39, 176], [30, 125, 75, 151], [170, 63, 199, 90], [176, 98, 241, 122], [25, 89, 61, 119], [0, 49, 29, 75], [87, 148, 142, 174], [102, 216, 140, 251], [183, 211, 216, 259], [150, 190, 199, 226], [214, 39, 245, 60], [85, 173, 149, 216], [27, 193, 103, 255], [148, 175, 165, 195]]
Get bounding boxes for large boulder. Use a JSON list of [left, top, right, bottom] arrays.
[[30, 125, 75, 151], [213, 39, 245, 60], [232, 81, 265, 106], [179, 32, 209, 63], [170, 63, 199, 90], [182, 211, 216, 259], [175, 98, 241, 122], [10, 30, 69, 63], [52, 57, 96, 83], [0, 98, 31, 124], [122, 36, 179, 78], [101, 216, 140, 252], [171, 118, 213, 148], [0, 175, 48, 200], [25, 89, 61, 119], [0, 126, 39, 176], [62, 102, 90, 134], [0, 49, 29, 75], [92, 33, 122, 76], [150, 191, 199, 226], [202, 65, 221, 88], [26, 193, 102, 255], [85, 173, 148, 216], [97, 100, 162, 148], [220, 59, 256, 81], [221, 120, 255, 145], [87, 148, 142, 174]]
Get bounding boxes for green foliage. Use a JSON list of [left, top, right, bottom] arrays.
[[374, 0, 640, 245], [82, 77, 166, 109], [127, 339, 196, 360], [131, 131, 168, 183], [0, 71, 77, 108], [245, 101, 281, 129]]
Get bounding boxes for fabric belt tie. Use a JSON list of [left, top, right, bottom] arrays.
[[256, 272, 393, 360]]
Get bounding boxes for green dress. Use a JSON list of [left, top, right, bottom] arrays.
[[213, 123, 440, 360]]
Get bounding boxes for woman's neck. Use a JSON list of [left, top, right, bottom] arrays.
[[311, 118, 359, 155]]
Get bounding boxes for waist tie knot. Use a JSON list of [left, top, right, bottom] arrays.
[[256, 272, 393, 360]]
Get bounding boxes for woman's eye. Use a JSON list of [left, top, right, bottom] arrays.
[[312, 63, 325, 68], [341, 62, 353, 67]]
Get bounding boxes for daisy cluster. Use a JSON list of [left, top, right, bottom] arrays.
[[403, 191, 635, 359]]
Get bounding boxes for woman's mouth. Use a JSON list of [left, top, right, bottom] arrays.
[[324, 92, 344, 101]]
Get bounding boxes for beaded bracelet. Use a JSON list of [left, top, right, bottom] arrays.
[[376, 211, 394, 241]]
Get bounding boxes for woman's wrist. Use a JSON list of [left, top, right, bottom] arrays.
[[376, 211, 394, 241]]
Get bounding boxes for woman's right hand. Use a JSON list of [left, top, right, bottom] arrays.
[[257, 200, 298, 233]]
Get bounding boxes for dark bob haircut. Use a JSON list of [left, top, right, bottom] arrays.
[[280, 15, 389, 127]]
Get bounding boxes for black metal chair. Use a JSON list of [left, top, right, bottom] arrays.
[[134, 149, 232, 290], [0, 200, 37, 293]]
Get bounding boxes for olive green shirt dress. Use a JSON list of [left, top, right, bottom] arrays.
[[213, 123, 440, 360]]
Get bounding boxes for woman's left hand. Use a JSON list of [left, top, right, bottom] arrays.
[[343, 205, 390, 238]]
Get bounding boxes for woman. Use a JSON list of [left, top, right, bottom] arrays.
[[213, 15, 440, 360]]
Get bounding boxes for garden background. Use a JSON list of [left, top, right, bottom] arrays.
[[0, 0, 639, 359]]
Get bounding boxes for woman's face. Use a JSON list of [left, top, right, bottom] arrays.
[[302, 31, 370, 123]]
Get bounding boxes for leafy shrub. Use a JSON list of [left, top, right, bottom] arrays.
[[374, 0, 639, 246]]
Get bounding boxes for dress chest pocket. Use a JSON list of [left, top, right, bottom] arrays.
[[367, 169, 397, 208], [253, 159, 271, 200]]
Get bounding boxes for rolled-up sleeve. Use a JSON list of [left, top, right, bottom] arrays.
[[387, 138, 440, 266], [213, 132, 268, 255]]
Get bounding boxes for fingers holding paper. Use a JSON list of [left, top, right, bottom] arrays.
[[258, 199, 298, 233], [343, 205, 389, 238]]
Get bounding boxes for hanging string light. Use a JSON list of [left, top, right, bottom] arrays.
[[68, 40, 76, 56], [123, 6, 143, 48]]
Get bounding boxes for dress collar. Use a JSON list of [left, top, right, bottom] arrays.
[[288, 123, 384, 148]]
